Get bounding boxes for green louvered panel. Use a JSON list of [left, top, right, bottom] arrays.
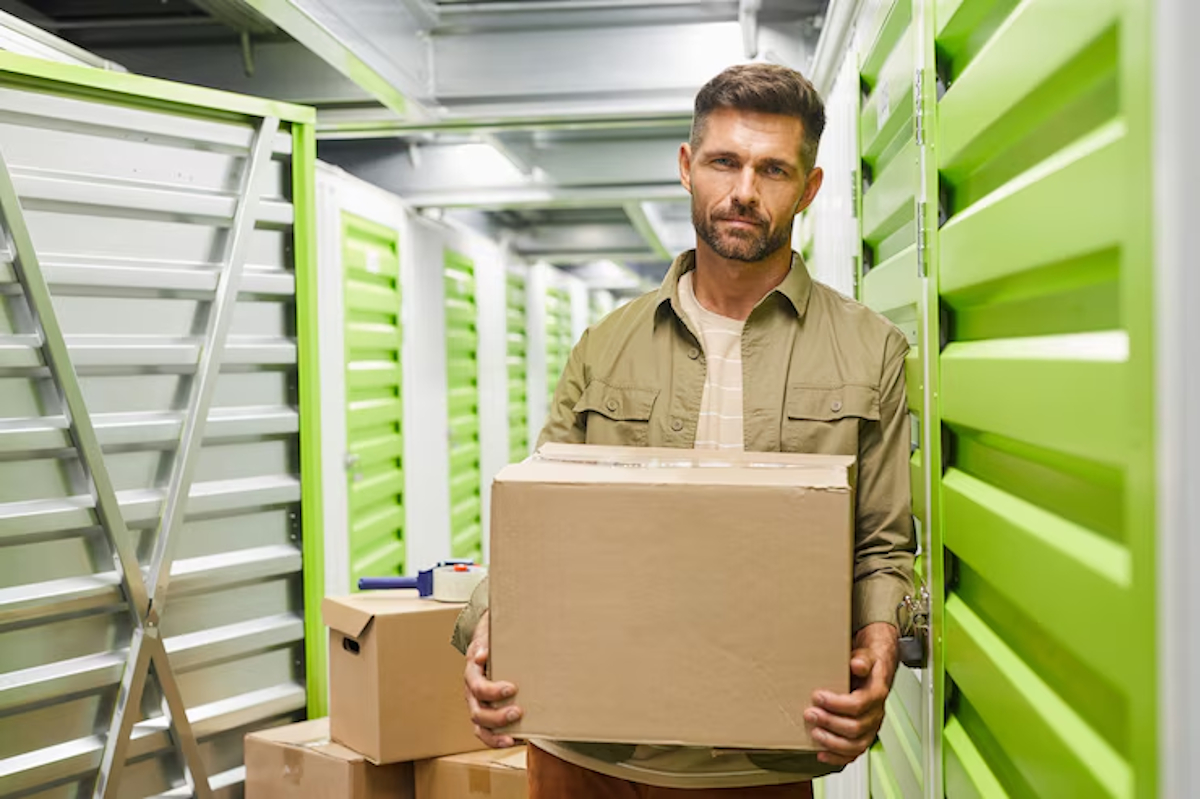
[[545, 286, 573, 405], [507, 271, 530, 462], [445, 249, 482, 561], [857, 1, 932, 796], [936, 0, 1154, 795], [342, 212, 405, 586]]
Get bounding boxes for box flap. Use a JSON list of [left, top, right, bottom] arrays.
[[247, 718, 332, 747], [325, 592, 463, 638], [494, 444, 854, 491], [536, 442, 855, 472], [437, 747, 527, 771], [323, 596, 378, 639]]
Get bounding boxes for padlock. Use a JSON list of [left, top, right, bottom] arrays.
[[896, 585, 930, 668]]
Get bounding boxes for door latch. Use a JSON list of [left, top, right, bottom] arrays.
[[897, 585, 930, 668]]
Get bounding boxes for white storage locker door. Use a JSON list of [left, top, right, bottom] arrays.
[[524, 261, 551, 446], [0, 55, 321, 798], [565, 274, 590, 345], [400, 214, 454, 572], [445, 225, 508, 564]]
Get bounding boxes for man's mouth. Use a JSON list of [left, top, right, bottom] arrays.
[[717, 217, 763, 229]]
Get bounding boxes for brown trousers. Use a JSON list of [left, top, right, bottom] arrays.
[[528, 746, 815, 799]]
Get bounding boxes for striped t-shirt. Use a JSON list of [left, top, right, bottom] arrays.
[[678, 270, 745, 451]]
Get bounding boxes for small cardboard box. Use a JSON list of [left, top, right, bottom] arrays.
[[491, 443, 855, 751], [244, 718, 414, 799], [415, 747, 528, 799], [323, 592, 482, 764]]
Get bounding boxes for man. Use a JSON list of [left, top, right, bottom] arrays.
[[453, 63, 916, 797]]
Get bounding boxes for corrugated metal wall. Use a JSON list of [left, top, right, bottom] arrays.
[[0, 71, 312, 797], [936, 0, 1155, 794], [816, 0, 1158, 795], [854, 0, 933, 795]]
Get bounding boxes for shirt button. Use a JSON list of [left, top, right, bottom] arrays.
[[671, 419, 684, 432], [688, 347, 700, 360], [832, 400, 843, 412], [605, 399, 618, 412]]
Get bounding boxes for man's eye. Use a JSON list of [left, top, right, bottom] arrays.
[[713, 158, 734, 167], [766, 165, 787, 177]]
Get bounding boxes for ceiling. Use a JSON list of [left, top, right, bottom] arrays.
[[1, 0, 829, 293]]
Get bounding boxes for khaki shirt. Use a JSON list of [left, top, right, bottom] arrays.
[[452, 250, 916, 783]]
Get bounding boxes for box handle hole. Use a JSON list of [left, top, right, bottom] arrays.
[[343, 637, 360, 655]]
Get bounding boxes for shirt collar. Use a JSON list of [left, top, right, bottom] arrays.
[[654, 249, 814, 324]]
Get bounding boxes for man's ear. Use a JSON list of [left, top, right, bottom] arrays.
[[679, 142, 694, 194], [794, 166, 824, 216]]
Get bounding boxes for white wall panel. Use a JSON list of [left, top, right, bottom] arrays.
[[401, 214, 454, 572]]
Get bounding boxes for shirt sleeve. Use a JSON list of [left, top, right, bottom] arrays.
[[451, 330, 591, 653], [852, 327, 918, 632]]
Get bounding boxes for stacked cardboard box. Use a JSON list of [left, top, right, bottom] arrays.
[[416, 748, 529, 799], [246, 592, 528, 799], [245, 719, 414, 799]]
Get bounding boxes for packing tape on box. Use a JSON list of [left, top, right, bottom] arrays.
[[432, 564, 487, 602]]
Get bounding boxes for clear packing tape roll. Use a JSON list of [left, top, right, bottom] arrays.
[[432, 564, 487, 603]]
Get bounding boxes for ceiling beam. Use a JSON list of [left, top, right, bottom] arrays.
[[623, 202, 672, 260], [405, 184, 689, 211]]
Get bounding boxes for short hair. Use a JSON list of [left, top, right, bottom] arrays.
[[690, 63, 827, 172]]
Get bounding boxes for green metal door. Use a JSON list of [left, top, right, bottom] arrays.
[[855, 0, 941, 795], [934, 0, 1154, 795], [445, 249, 483, 561], [507, 270, 531, 462], [342, 212, 406, 586], [545, 285, 573, 404]]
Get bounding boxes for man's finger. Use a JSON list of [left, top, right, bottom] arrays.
[[813, 686, 879, 718], [465, 663, 517, 703], [811, 727, 870, 759], [474, 724, 516, 749], [849, 648, 876, 679], [464, 686, 523, 729], [804, 707, 870, 740], [817, 751, 857, 767]]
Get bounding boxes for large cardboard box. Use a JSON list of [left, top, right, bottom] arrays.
[[245, 718, 414, 799], [323, 592, 482, 764], [490, 443, 855, 751], [415, 747, 528, 799]]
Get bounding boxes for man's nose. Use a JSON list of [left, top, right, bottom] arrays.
[[731, 166, 760, 208]]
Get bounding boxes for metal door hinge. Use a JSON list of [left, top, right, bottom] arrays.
[[913, 67, 926, 145], [897, 584, 930, 668], [850, 169, 859, 218], [916, 200, 928, 277]]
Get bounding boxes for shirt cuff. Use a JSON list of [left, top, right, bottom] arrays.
[[852, 572, 911, 633], [451, 575, 490, 654]]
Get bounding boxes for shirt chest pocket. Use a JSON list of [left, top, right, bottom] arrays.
[[782, 384, 881, 455], [574, 381, 659, 446]]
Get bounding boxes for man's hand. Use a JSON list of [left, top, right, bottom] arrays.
[[805, 622, 900, 766], [463, 611, 522, 748]]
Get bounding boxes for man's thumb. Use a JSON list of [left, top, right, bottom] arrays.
[[851, 650, 875, 678]]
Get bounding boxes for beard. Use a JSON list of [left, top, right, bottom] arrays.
[[693, 199, 793, 262]]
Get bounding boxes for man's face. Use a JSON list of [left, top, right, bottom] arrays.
[[680, 107, 823, 262]]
